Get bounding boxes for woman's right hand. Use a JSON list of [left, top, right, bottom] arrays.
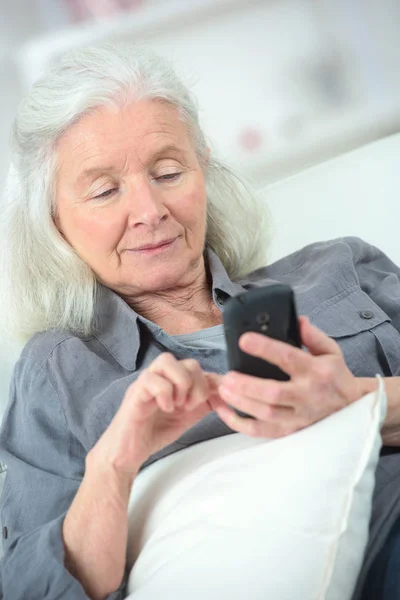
[[87, 353, 218, 483], [66, 355, 221, 598]]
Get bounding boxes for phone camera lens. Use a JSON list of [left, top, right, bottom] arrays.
[[256, 312, 270, 325]]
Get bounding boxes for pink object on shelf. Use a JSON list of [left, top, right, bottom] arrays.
[[63, 0, 145, 20], [64, 0, 89, 21], [83, 0, 123, 18], [238, 126, 264, 152]]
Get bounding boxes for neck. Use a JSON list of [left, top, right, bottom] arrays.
[[122, 256, 223, 335]]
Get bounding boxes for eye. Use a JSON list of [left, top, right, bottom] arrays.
[[93, 187, 118, 199], [155, 172, 182, 182]]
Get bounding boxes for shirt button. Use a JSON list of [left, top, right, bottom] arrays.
[[2, 526, 8, 540], [359, 310, 374, 320]]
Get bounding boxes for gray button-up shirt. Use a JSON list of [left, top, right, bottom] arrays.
[[1, 236, 400, 599]]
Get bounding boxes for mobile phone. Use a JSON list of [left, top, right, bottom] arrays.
[[222, 283, 302, 418]]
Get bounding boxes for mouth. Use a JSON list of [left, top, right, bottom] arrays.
[[125, 237, 178, 255]]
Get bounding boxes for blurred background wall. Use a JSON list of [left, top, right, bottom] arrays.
[[0, 0, 399, 404], [1, 0, 400, 186]]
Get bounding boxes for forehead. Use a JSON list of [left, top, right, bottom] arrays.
[[56, 99, 192, 172]]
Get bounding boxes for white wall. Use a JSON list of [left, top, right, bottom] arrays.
[[0, 2, 49, 171]]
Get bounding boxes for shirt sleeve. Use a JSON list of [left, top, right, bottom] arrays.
[[0, 357, 127, 600], [348, 236, 400, 374]]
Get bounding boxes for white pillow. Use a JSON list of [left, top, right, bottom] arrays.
[[126, 377, 386, 600]]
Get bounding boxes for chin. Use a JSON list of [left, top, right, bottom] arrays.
[[116, 261, 192, 294], [139, 269, 189, 292]]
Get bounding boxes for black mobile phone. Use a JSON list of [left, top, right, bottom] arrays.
[[222, 283, 302, 418]]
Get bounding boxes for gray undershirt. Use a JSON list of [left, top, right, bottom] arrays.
[[173, 324, 227, 351]]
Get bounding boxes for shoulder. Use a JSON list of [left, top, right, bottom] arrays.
[[20, 328, 92, 368], [237, 236, 385, 320], [243, 236, 375, 283], [271, 235, 375, 275]]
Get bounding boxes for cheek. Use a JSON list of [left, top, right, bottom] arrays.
[[175, 181, 207, 227], [60, 208, 123, 253]]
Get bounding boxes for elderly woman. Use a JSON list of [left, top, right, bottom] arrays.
[[1, 44, 400, 600]]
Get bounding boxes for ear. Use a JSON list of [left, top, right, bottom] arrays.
[[53, 213, 61, 233], [53, 213, 67, 241]]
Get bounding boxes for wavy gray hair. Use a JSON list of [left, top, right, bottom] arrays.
[[0, 44, 269, 342]]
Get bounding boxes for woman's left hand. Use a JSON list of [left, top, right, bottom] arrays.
[[209, 316, 366, 438]]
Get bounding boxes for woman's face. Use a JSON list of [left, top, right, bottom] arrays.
[[55, 99, 208, 297]]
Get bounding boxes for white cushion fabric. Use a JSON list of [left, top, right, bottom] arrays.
[[125, 377, 386, 600]]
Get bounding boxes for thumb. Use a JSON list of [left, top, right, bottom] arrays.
[[299, 316, 340, 356]]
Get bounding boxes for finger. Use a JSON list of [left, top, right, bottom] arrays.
[[220, 373, 296, 407], [134, 371, 175, 414], [180, 359, 208, 410], [149, 353, 194, 406], [239, 331, 312, 376], [208, 396, 298, 438], [299, 316, 341, 356], [204, 372, 224, 398], [218, 386, 295, 422]]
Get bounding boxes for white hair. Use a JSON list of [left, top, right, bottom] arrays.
[[0, 44, 270, 342]]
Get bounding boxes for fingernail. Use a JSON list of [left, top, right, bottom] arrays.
[[239, 333, 251, 348], [219, 385, 232, 397]]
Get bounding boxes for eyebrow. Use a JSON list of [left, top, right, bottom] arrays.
[[76, 144, 186, 185], [147, 144, 186, 162]]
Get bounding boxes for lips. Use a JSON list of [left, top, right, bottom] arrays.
[[137, 238, 175, 251], [126, 237, 177, 252]]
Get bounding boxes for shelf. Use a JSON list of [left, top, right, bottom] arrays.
[[236, 103, 400, 185], [17, 0, 261, 89]]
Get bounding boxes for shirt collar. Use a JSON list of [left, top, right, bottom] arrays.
[[92, 246, 247, 371], [92, 283, 140, 371], [206, 245, 247, 306]]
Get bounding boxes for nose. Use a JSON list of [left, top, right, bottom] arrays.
[[126, 179, 169, 230]]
